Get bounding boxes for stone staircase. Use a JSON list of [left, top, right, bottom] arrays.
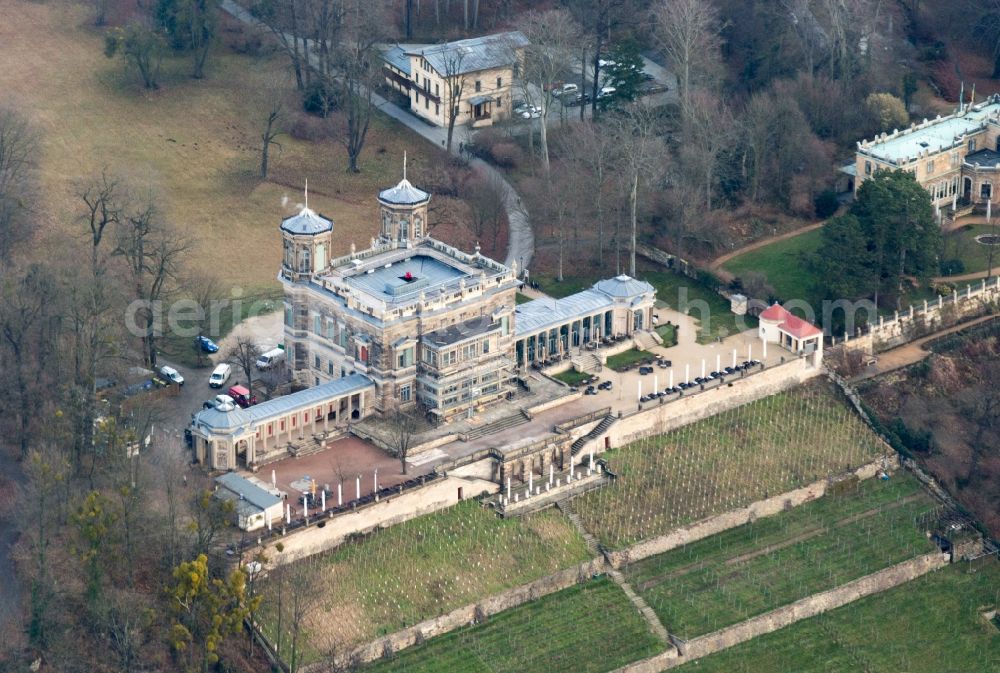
[[558, 501, 670, 644], [608, 569, 671, 643], [570, 352, 603, 374], [463, 409, 530, 441], [633, 330, 661, 351], [557, 501, 601, 555], [288, 430, 347, 459], [571, 414, 617, 455]]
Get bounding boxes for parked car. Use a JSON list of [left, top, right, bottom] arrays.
[[195, 335, 219, 354], [598, 86, 617, 99], [256, 347, 286, 370], [227, 384, 257, 408], [158, 365, 184, 386], [209, 362, 232, 388], [552, 83, 579, 98], [520, 105, 542, 119]]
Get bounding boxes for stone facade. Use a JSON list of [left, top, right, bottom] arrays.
[[383, 32, 528, 129], [854, 94, 1000, 209]]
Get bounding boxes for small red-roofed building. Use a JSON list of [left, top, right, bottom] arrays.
[[759, 303, 824, 367]]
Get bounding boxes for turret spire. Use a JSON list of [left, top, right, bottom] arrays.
[[304, 178, 309, 210], [403, 151, 407, 181]]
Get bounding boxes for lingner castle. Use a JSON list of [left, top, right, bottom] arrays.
[[278, 164, 655, 424]]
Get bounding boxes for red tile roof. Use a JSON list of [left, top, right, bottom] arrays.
[[760, 303, 822, 339]]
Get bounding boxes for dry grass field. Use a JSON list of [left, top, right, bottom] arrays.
[[0, 0, 468, 290]]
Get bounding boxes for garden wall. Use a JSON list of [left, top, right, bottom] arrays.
[[837, 276, 1000, 354], [604, 454, 898, 569]]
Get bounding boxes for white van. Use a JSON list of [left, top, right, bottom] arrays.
[[209, 363, 232, 388], [256, 348, 286, 370]]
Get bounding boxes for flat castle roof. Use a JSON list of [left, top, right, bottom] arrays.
[[345, 254, 468, 301], [859, 97, 1000, 165]]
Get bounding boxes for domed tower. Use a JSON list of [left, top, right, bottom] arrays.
[[377, 154, 430, 245], [279, 185, 334, 282]]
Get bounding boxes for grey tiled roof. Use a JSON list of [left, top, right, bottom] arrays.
[[215, 472, 281, 511], [409, 31, 528, 77], [593, 275, 655, 299], [965, 148, 1000, 168], [378, 178, 430, 205], [193, 374, 374, 432], [280, 208, 333, 236], [515, 289, 613, 336], [245, 374, 373, 423]]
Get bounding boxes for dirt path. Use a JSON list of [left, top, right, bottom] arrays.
[[708, 222, 825, 281], [850, 314, 998, 382]]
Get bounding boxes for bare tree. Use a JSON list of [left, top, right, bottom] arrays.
[[0, 265, 59, 457], [679, 89, 733, 212], [260, 97, 284, 179], [227, 336, 262, 399], [439, 48, 469, 154], [609, 104, 666, 277], [0, 106, 38, 262], [516, 10, 580, 176], [561, 121, 616, 266], [334, 0, 391, 173], [652, 0, 724, 117], [466, 170, 507, 252], [386, 409, 418, 474], [113, 193, 188, 366], [250, 0, 311, 90]]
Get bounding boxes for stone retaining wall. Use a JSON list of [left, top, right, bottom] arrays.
[[606, 551, 949, 673], [605, 455, 897, 569], [301, 556, 606, 672], [836, 276, 1000, 355], [671, 551, 949, 664], [603, 357, 821, 452]]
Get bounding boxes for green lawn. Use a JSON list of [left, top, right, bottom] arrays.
[[606, 348, 654, 371], [363, 578, 664, 673], [553, 369, 593, 386], [722, 228, 824, 301], [574, 381, 885, 549], [655, 323, 677, 347], [941, 224, 1000, 276], [635, 260, 758, 343], [161, 285, 283, 368], [671, 558, 1000, 672], [533, 263, 756, 344], [260, 500, 591, 662], [629, 473, 937, 638], [515, 292, 534, 305]]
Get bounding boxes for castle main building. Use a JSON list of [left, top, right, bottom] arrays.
[[280, 172, 520, 422]]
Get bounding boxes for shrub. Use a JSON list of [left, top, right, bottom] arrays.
[[288, 113, 333, 142], [814, 190, 840, 219], [490, 142, 524, 169], [302, 80, 339, 117], [940, 259, 965, 276]]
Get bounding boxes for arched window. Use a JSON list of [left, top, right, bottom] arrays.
[[299, 247, 311, 273]]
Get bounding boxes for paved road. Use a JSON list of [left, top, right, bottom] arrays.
[[221, 0, 535, 271]]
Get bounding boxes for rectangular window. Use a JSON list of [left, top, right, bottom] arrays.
[[483, 339, 490, 354], [864, 161, 872, 176], [475, 80, 481, 92], [926, 159, 935, 175], [291, 415, 296, 428], [496, 76, 501, 88], [969, 139, 977, 152], [267, 423, 273, 436], [400, 384, 411, 402], [435, 103, 439, 116], [327, 361, 333, 375], [284, 306, 292, 327], [326, 319, 335, 340], [314, 354, 321, 369], [435, 83, 439, 96], [425, 96, 429, 109], [314, 314, 321, 334]]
